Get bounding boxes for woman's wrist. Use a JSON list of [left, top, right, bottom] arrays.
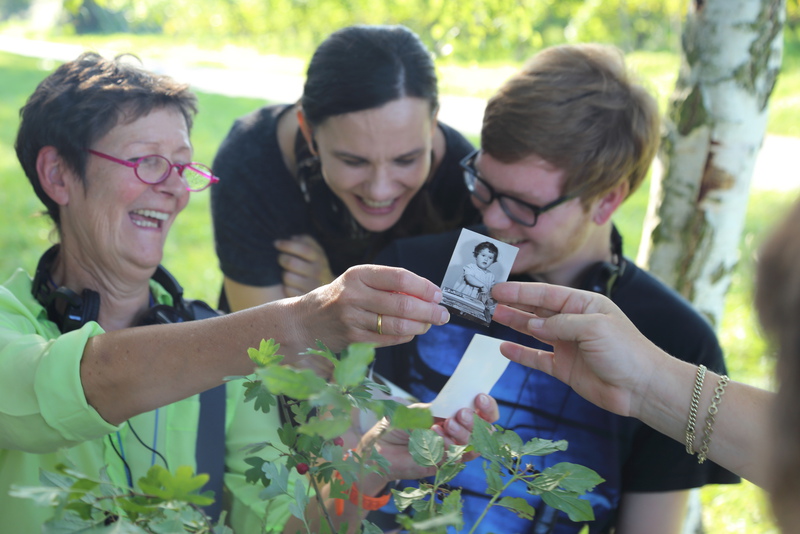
[[266, 294, 315, 364], [633, 354, 702, 442]]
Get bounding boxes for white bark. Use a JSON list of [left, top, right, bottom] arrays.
[[637, 0, 785, 327]]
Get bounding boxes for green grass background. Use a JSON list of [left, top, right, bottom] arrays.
[[0, 37, 797, 532]]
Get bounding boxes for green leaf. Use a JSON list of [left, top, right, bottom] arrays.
[[541, 489, 595, 522], [333, 343, 375, 387], [328, 472, 348, 500], [259, 462, 290, 501], [259, 366, 328, 399], [277, 420, 299, 448], [408, 511, 460, 532], [396, 513, 416, 530], [295, 433, 324, 456], [242, 381, 277, 413], [444, 443, 469, 463], [519, 438, 569, 457], [68, 477, 100, 500], [393, 486, 432, 512], [469, 415, 500, 461], [409, 429, 444, 467], [532, 463, 604, 495], [361, 520, 383, 534], [149, 517, 186, 534], [435, 461, 465, 486], [496, 496, 536, 520], [247, 338, 284, 367], [497, 430, 524, 457], [136, 465, 214, 506], [440, 489, 463, 529], [391, 404, 433, 431], [308, 388, 352, 413], [365, 397, 401, 420], [288, 479, 310, 521], [298, 414, 352, 440], [9, 485, 65, 507], [64, 500, 94, 521], [484, 462, 505, 496], [115, 497, 163, 516], [303, 340, 339, 366], [244, 457, 270, 487], [367, 448, 392, 477], [546, 463, 604, 493], [40, 468, 79, 491]]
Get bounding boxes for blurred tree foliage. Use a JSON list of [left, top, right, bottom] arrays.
[[17, 0, 680, 59], [4, 0, 798, 60]]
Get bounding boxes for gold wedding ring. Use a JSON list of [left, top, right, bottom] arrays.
[[376, 313, 383, 335]]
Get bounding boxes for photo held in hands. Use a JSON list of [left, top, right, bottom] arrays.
[[439, 228, 518, 327]]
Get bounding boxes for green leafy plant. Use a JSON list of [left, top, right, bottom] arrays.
[[10, 463, 230, 533], [241, 339, 603, 533], [14, 339, 601, 533]]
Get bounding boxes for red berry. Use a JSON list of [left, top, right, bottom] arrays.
[[333, 437, 344, 447], [296, 462, 309, 474]]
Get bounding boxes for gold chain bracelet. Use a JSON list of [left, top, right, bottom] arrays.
[[697, 373, 730, 464], [685, 364, 707, 455]]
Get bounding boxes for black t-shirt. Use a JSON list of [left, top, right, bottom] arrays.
[[210, 103, 480, 292], [373, 227, 739, 534]]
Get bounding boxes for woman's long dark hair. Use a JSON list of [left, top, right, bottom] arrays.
[[301, 25, 438, 125]]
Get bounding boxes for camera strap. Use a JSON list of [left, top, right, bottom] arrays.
[[32, 244, 226, 521]]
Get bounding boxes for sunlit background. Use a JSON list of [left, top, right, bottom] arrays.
[[1, 1, 799, 532]]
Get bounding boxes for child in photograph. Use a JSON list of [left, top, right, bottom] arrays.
[[452, 241, 499, 304]]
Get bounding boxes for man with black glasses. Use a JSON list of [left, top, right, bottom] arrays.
[[373, 43, 739, 534]]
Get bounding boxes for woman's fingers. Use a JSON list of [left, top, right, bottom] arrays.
[[276, 235, 335, 292], [499, 341, 557, 376], [340, 266, 450, 330], [274, 234, 326, 264], [431, 394, 499, 460], [297, 265, 450, 352], [492, 282, 611, 316], [356, 265, 444, 305]]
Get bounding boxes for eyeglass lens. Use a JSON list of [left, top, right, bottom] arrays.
[[465, 170, 538, 226], [180, 165, 214, 192], [135, 156, 213, 191]]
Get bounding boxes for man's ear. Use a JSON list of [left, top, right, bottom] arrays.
[[36, 146, 72, 206], [592, 180, 629, 225], [296, 108, 317, 156]]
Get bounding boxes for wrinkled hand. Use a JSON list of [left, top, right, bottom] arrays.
[[491, 282, 666, 418], [358, 393, 499, 482], [275, 235, 335, 298], [294, 265, 450, 354]]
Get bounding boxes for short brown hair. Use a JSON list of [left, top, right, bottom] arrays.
[[15, 52, 198, 229], [481, 44, 660, 204]]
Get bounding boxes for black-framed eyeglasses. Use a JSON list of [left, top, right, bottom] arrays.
[[459, 149, 579, 227], [85, 149, 219, 192]]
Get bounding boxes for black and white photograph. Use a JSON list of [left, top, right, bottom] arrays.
[[440, 228, 518, 326]]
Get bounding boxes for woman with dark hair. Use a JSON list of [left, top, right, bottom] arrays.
[[211, 25, 479, 312]]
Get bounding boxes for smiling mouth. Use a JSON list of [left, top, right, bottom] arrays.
[[494, 236, 525, 246], [357, 196, 397, 213], [131, 209, 169, 229]]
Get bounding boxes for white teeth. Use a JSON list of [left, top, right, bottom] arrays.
[[132, 209, 169, 221], [497, 237, 524, 245], [132, 219, 159, 228], [361, 198, 394, 208]]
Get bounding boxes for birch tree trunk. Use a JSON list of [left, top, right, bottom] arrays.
[[637, 0, 785, 328]]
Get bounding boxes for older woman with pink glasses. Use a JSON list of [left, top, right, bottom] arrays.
[[1, 52, 498, 532]]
